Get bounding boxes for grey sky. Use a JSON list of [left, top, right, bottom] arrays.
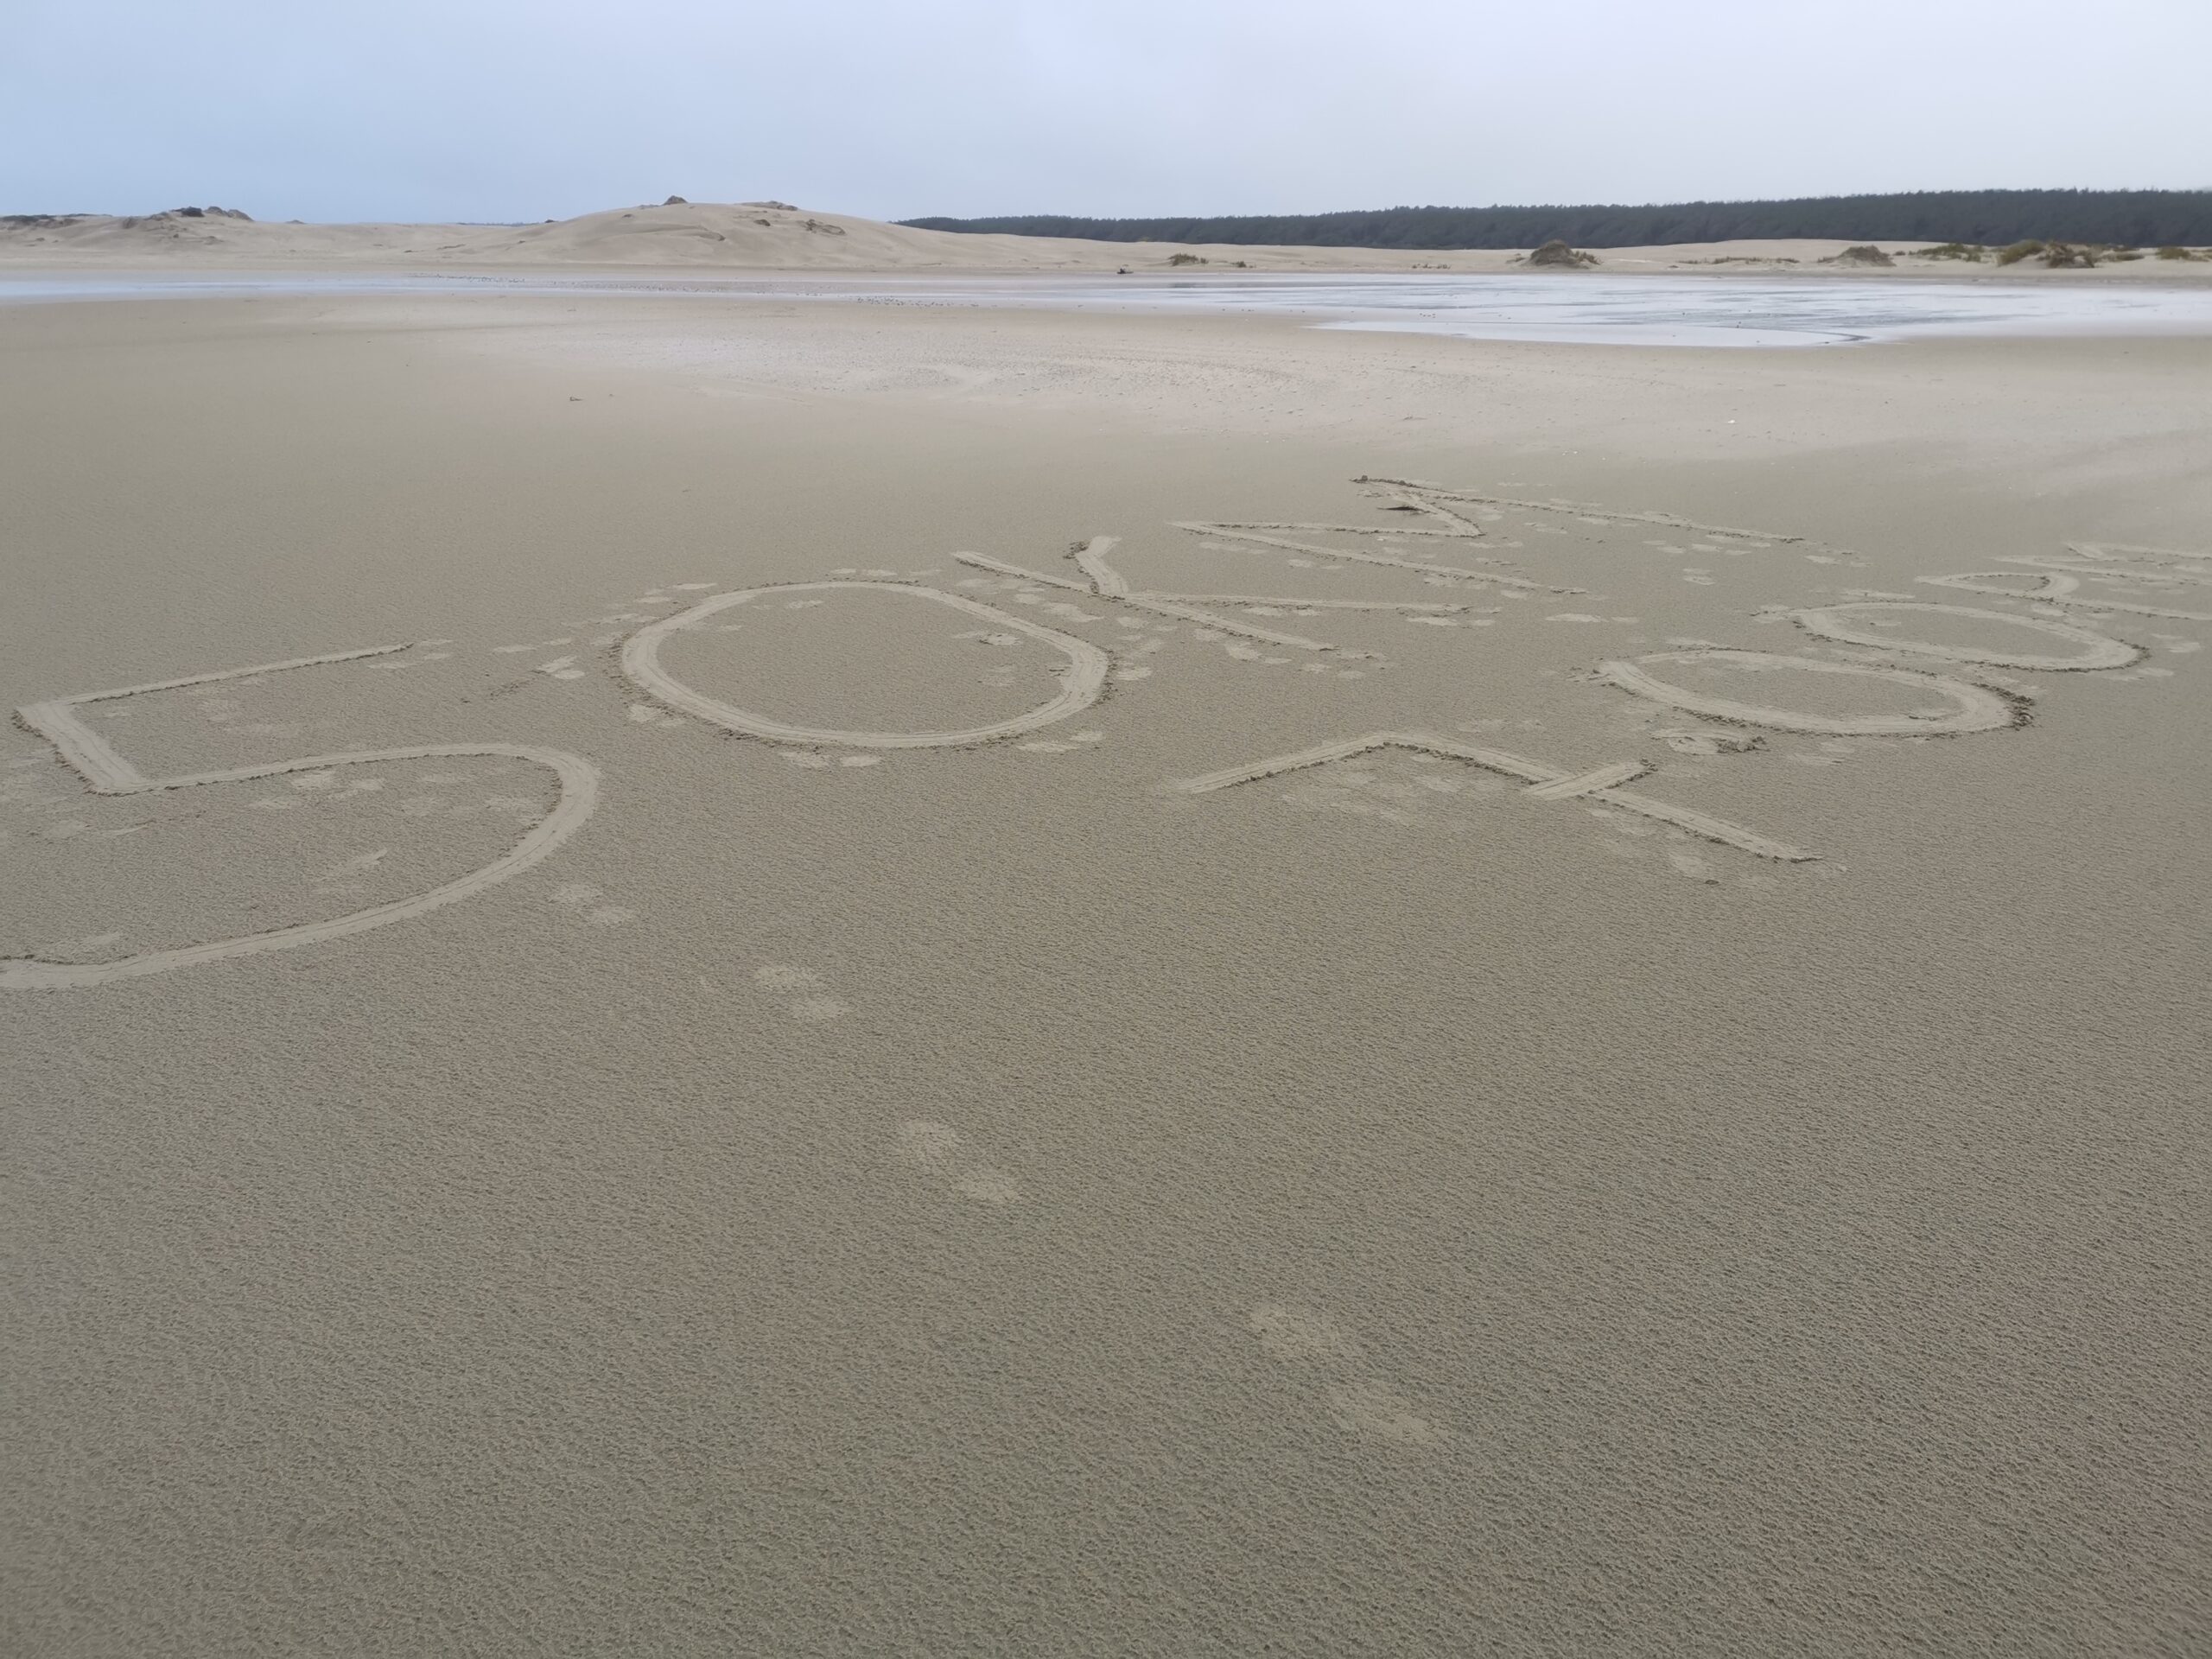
[[10, 0, 2207, 223]]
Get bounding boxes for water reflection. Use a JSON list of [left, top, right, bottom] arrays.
[[5, 269, 2209, 348]]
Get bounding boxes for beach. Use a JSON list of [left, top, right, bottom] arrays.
[[3, 257, 2208, 1653]]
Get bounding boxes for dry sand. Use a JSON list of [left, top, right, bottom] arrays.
[[5, 197, 2209, 278], [3, 274, 2208, 1654]]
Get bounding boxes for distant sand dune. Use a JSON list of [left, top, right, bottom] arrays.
[[7, 199, 2207, 277]]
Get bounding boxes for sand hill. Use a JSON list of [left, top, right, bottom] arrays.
[[0, 200, 1162, 270], [2, 200, 2202, 277]]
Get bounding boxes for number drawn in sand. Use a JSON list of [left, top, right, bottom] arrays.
[[620, 581, 1109, 747], [1788, 602, 2142, 671], [1595, 650, 2025, 737], [6, 645, 600, 989], [1168, 730, 1813, 861]]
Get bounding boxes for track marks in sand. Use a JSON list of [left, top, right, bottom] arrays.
[[550, 882, 637, 927], [742, 969, 1017, 1202], [1246, 1304, 1452, 1446], [1655, 726, 1764, 757], [752, 962, 850, 1024], [892, 1120, 1022, 1205]]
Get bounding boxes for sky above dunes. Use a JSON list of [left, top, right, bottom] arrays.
[[10, 0, 2208, 223]]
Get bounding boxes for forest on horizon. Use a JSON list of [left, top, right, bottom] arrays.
[[902, 190, 2212, 250]]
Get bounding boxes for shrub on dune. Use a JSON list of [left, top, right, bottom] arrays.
[[1525, 238, 1599, 269]]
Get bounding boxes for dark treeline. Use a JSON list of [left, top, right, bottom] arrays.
[[902, 190, 2212, 250]]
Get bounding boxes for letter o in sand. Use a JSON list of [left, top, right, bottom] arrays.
[[1596, 650, 2017, 737], [1789, 601, 2139, 671], [621, 581, 1109, 747]]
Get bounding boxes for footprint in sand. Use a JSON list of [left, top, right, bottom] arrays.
[[1244, 1303, 1449, 1446], [1654, 727, 1763, 757], [892, 1120, 1021, 1205], [753, 963, 821, 990], [312, 847, 390, 897], [550, 882, 636, 926], [753, 963, 851, 1023], [1666, 846, 1719, 883]]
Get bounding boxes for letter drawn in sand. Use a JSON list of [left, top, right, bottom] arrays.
[[2053, 542, 2212, 580], [6, 645, 601, 989], [957, 536, 1475, 654], [1168, 731, 1812, 861], [622, 580, 1109, 747], [1173, 521, 1582, 596], [1917, 571, 2212, 624], [1351, 476, 1805, 544], [1997, 550, 2212, 589], [1596, 650, 2020, 737], [1788, 602, 2140, 671]]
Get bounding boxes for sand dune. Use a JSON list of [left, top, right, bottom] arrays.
[[3, 198, 2203, 276]]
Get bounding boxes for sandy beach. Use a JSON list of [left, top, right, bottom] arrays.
[[3, 241, 2208, 1652]]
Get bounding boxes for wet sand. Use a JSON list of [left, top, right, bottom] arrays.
[[13, 267, 2212, 348], [3, 290, 2207, 1654]]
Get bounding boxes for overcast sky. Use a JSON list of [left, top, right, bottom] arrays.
[[10, 0, 2208, 223]]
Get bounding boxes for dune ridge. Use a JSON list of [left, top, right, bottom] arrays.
[[4, 198, 2205, 278]]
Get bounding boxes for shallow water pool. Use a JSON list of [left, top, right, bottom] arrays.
[[5, 268, 2209, 348]]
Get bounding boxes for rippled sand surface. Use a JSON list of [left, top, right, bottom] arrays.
[[4, 289, 2207, 1654]]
